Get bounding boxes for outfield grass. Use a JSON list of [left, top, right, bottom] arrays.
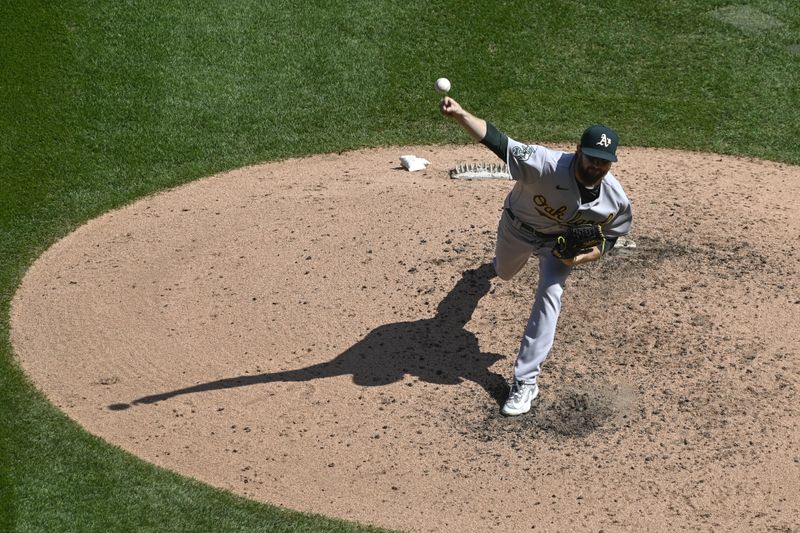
[[2, 0, 799, 531]]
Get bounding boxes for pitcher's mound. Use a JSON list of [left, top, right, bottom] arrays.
[[11, 145, 800, 531]]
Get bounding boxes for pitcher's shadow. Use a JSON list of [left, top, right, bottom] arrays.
[[109, 262, 508, 410]]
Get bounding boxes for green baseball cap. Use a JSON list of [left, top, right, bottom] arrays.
[[580, 124, 619, 162]]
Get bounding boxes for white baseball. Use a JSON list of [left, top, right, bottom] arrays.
[[435, 77, 451, 94]]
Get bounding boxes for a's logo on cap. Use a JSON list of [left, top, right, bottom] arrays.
[[581, 124, 619, 162], [596, 134, 612, 148]]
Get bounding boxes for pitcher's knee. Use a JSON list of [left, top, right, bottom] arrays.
[[493, 260, 521, 281]]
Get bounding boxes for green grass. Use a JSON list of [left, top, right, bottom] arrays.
[[2, 0, 799, 530]]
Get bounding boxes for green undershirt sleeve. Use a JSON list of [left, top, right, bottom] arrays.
[[480, 122, 508, 162]]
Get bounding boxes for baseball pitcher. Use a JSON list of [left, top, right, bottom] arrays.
[[440, 96, 633, 416]]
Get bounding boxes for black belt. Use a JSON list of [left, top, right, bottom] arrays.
[[504, 209, 553, 239]]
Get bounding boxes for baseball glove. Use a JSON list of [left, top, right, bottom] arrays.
[[552, 224, 606, 259]]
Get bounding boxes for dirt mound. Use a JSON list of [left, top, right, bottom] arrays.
[[11, 145, 800, 531]]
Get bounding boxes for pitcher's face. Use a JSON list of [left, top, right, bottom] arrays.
[[575, 147, 613, 187]]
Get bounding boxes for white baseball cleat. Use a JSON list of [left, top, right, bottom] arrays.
[[501, 380, 539, 416]]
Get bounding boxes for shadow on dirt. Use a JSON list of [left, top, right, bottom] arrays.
[[109, 262, 507, 411]]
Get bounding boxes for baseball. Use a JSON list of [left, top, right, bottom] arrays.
[[435, 77, 451, 94]]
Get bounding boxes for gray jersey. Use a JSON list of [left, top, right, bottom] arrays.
[[504, 138, 632, 237]]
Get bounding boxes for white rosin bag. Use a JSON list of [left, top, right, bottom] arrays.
[[399, 155, 430, 172]]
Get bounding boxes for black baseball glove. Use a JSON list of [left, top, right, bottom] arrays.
[[552, 224, 606, 259]]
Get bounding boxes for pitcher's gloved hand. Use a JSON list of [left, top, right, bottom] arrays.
[[552, 224, 606, 259]]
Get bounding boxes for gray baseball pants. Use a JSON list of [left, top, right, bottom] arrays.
[[494, 210, 572, 385]]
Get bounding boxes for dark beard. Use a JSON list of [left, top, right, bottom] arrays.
[[576, 164, 605, 187]]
